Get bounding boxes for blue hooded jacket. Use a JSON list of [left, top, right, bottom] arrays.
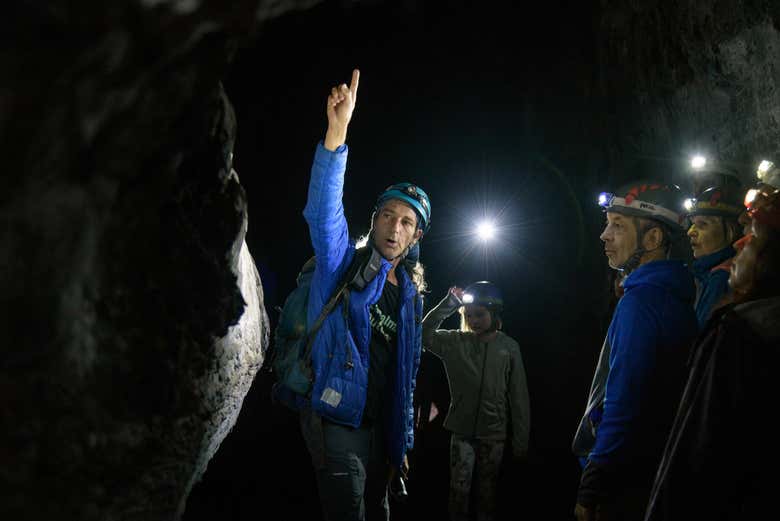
[[692, 245, 735, 328], [573, 260, 698, 506], [301, 142, 423, 469]]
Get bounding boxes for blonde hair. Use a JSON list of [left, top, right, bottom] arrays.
[[459, 307, 470, 332], [459, 305, 502, 333], [407, 259, 427, 293]]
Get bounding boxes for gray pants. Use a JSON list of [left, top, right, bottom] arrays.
[[449, 433, 505, 521], [300, 409, 390, 521]]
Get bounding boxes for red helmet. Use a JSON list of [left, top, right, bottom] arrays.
[[745, 187, 780, 230]]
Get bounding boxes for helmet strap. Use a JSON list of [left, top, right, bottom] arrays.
[[618, 218, 664, 274]]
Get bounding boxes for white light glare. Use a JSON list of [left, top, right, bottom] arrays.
[[476, 221, 496, 241], [598, 193, 609, 206], [684, 198, 695, 212], [462, 293, 474, 304], [690, 155, 707, 170], [757, 160, 774, 178], [745, 188, 759, 207]]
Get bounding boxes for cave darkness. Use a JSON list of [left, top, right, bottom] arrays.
[[186, 1, 621, 520]]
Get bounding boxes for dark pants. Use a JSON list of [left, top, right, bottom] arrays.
[[301, 409, 390, 521]]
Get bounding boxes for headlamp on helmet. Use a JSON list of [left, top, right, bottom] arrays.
[[375, 182, 432, 234], [598, 192, 613, 208], [755, 159, 780, 189], [685, 186, 743, 218], [596, 184, 684, 230], [745, 189, 759, 208], [744, 187, 780, 230], [461, 281, 503, 311], [757, 160, 774, 176]]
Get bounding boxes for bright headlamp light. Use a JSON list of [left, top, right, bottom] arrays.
[[690, 155, 707, 170], [745, 188, 759, 208], [757, 160, 774, 181], [597, 192, 614, 208]]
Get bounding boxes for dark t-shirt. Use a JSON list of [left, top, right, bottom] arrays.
[[363, 279, 400, 424]]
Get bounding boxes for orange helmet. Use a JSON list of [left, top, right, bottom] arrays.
[[745, 187, 780, 231]]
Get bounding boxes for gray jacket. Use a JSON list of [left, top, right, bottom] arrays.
[[422, 293, 531, 457]]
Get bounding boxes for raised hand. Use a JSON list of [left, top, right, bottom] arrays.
[[324, 69, 360, 151], [449, 286, 465, 302]]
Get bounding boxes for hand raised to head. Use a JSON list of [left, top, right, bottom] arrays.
[[324, 69, 360, 150], [449, 286, 465, 302]]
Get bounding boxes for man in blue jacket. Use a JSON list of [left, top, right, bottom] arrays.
[[300, 69, 431, 521], [573, 182, 698, 521]]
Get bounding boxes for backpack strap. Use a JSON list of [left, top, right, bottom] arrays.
[[300, 247, 372, 371]]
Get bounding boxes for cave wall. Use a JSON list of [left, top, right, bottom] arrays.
[[596, 0, 780, 185], [0, 1, 318, 520]]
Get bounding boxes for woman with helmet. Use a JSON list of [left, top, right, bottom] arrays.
[[645, 187, 780, 521], [685, 183, 744, 327], [573, 181, 698, 521], [299, 68, 432, 521], [422, 281, 530, 521]]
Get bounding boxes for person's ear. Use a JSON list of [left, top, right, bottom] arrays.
[[642, 226, 664, 250], [413, 229, 423, 242]]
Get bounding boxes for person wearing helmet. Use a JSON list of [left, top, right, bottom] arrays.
[[738, 159, 780, 236], [645, 187, 780, 521], [685, 184, 744, 327], [573, 181, 698, 521], [422, 281, 530, 521], [299, 69, 431, 520], [687, 156, 743, 199]]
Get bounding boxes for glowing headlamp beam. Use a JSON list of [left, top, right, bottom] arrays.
[[758, 160, 774, 177], [475, 221, 496, 241], [690, 155, 707, 170], [745, 188, 759, 207], [462, 293, 474, 304]]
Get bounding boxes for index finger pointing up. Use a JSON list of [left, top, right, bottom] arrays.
[[350, 68, 360, 99]]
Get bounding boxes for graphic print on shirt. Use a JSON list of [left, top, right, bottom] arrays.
[[370, 301, 398, 343]]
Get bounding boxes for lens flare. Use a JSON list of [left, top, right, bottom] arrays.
[[744, 188, 758, 207], [476, 221, 496, 241], [690, 155, 707, 170], [757, 160, 774, 178]]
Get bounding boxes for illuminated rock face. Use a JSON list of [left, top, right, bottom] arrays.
[[0, 1, 346, 519], [596, 2, 780, 182]]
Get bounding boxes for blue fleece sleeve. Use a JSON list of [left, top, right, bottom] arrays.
[[589, 291, 660, 466], [695, 269, 730, 328], [302, 142, 350, 277]]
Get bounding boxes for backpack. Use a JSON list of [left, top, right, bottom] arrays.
[[269, 245, 383, 410]]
